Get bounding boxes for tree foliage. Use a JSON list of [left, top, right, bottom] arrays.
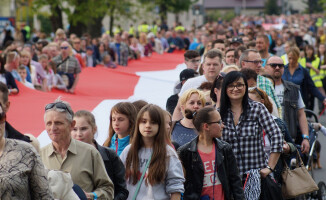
[[265, 0, 280, 15], [139, 0, 197, 21], [32, 0, 134, 37]]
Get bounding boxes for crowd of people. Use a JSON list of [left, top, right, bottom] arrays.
[[0, 13, 326, 199]]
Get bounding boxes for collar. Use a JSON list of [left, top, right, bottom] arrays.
[[187, 136, 226, 152], [48, 138, 77, 157]]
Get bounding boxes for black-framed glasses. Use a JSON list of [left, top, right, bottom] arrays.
[[207, 119, 223, 126], [268, 63, 284, 68], [227, 83, 245, 90], [244, 60, 263, 65], [45, 102, 73, 117]]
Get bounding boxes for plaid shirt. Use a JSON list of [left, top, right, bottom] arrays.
[[257, 75, 282, 117], [221, 100, 283, 175]]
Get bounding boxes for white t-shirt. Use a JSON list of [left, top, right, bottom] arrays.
[[120, 144, 185, 200], [274, 83, 305, 113], [179, 75, 208, 96]]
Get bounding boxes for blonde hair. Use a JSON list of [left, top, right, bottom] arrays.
[[179, 89, 206, 114], [139, 32, 148, 46], [221, 64, 240, 74], [6, 51, 19, 64], [287, 46, 300, 60]]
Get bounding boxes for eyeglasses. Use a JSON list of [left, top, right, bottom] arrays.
[[45, 102, 73, 117], [207, 119, 223, 126], [227, 83, 245, 90], [187, 59, 201, 64], [244, 60, 263, 65], [268, 63, 284, 68], [60, 46, 69, 50], [205, 102, 212, 106]]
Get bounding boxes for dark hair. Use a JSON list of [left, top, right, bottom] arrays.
[[185, 107, 216, 132], [304, 44, 316, 61], [0, 82, 8, 103], [240, 68, 257, 82], [234, 46, 247, 60], [246, 41, 256, 49], [184, 50, 200, 60], [198, 81, 213, 91], [210, 75, 224, 102], [212, 39, 224, 47], [219, 71, 249, 121], [225, 48, 235, 55]]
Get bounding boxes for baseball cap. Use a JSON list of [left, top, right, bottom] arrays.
[[230, 37, 243, 44], [175, 69, 198, 89]]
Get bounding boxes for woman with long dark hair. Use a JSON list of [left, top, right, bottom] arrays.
[[219, 71, 283, 185]]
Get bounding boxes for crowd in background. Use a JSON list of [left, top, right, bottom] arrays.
[[0, 13, 326, 200]]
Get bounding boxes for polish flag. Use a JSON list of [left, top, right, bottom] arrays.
[[8, 52, 185, 146]]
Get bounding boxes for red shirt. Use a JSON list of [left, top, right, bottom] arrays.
[[198, 143, 225, 200]]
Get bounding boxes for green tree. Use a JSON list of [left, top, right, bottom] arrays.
[[139, 0, 197, 22], [33, 0, 134, 37], [304, 0, 324, 13], [265, 0, 279, 15]]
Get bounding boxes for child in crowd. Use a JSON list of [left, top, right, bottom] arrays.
[[103, 102, 137, 156], [102, 55, 116, 69], [39, 54, 53, 92], [71, 110, 129, 199], [18, 65, 34, 89], [120, 104, 185, 200], [178, 107, 244, 200]]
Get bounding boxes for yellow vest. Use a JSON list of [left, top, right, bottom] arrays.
[[299, 56, 322, 87], [175, 26, 185, 32], [281, 54, 288, 65], [129, 27, 135, 35]]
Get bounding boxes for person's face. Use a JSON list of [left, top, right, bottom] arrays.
[[306, 48, 313, 57], [255, 37, 267, 52], [231, 42, 241, 49], [203, 57, 222, 80], [265, 57, 284, 80], [217, 35, 226, 40], [182, 93, 203, 112], [0, 92, 9, 114], [139, 111, 159, 140], [242, 36, 249, 44], [249, 92, 262, 102], [242, 52, 262, 74], [86, 49, 93, 56], [50, 47, 59, 58], [20, 55, 29, 66], [164, 113, 171, 134], [288, 52, 298, 66], [206, 110, 224, 138], [319, 44, 325, 54], [71, 116, 95, 145], [40, 59, 48, 69], [0, 105, 5, 138], [225, 50, 235, 65], [213, 43, 225, 55], [45, 110, 74, 144], [226, 78, 246, 101], [247, 78, 257, 88], [73, 40, 81, 49], [18, 69, 27, 80], [60, 42, 70, 56], [111, 112, 130, 137], [185, 56, 201, 71], [206, 42, 212, 51]]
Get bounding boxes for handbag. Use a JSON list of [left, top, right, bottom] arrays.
[[260, 174, 283, 200], [281, 150, 318, 199], [132, 153, 152, 200]]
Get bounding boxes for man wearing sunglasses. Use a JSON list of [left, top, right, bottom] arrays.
[[240, 49, 282, 117], [0, 82, 30, 142], [40, 100, 114, 199], [51, 41, 81, 93], [265, 56, 310, 154]]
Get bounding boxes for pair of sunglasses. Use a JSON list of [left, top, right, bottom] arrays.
[[45, 102, 73, 116]]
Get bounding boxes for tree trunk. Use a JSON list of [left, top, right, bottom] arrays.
[[159, 4, 167, 22], [87, 17, 103, 38], [175, 13, 179, 23], [49, 5, 63, 32], [69, 21, 87, 37], [109, 6, 115, 37]]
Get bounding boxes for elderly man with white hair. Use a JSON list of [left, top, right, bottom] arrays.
[[40, 100, 114, 200]]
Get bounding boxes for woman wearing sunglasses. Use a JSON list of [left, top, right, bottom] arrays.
[[178, 106, 243, 200], [219, 71, 283, 192], [0, 104, 54, 199]]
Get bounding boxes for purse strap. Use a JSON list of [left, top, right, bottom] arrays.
[[132, 152, 152, 200], [282, 149, 304, 170]]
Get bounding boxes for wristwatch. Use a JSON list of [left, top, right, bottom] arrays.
[[267, 165, 274, 172], [302, 134, 309, 141]]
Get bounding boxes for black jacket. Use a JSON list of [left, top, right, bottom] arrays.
[[94, 141, 128, 200], [6, 122, 31, 142], [178, 137, 244, 200]]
